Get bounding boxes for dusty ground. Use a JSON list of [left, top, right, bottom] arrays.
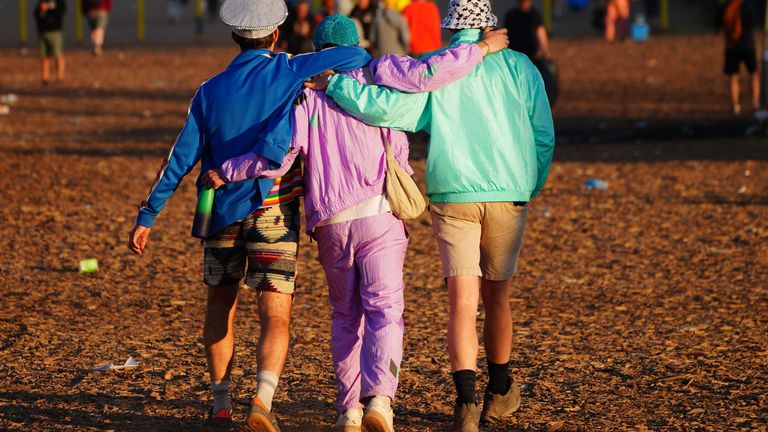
[[1, 34, 767, 431]]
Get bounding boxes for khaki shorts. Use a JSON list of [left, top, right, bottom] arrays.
[[39, 31, 63, 58], [87, 11, 109, 30], [430, 201, 527, 280]]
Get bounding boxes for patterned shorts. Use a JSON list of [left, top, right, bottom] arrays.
[[203, 200, 300, 294]]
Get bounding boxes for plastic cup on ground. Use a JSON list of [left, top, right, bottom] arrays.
[[79, 259, 98, 273]]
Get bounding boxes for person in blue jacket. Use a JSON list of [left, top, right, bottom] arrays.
[[126, 0, 371, 430]]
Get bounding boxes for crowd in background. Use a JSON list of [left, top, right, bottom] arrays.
[[280, 0, 443, 57], [22, 0, 767, 117]]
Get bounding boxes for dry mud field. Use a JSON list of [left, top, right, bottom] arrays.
[[0, 34, 767, 431]]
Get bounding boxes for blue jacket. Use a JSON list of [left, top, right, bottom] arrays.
[[136, 46, 372, 235]]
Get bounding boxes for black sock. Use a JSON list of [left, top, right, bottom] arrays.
[[452, 369, 477, 404], [487, 361, 511, 395]]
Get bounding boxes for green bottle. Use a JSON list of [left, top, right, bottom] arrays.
[[191, 188, 214, 238]]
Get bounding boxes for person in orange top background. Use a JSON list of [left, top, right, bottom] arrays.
[[402, 0, 442, 56]]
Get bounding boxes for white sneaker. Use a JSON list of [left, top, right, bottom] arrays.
[[363, 396, 394, 432], [333, 407, 363, 432]]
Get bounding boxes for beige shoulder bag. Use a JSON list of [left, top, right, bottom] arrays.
[[361, 66, 426, 219], [381, 131, 427, 220]]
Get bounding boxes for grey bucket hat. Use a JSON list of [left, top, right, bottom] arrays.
[[220, 0, 289, 39]]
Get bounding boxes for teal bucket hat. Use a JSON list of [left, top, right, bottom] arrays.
[[313, 14, 359, 50]]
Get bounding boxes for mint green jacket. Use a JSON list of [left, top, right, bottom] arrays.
[[325, 29, 555, 203]]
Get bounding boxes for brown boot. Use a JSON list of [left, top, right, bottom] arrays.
[[245, 397, 281, 432], [480, 380, 521, 424], [452, 402, 481, 432]]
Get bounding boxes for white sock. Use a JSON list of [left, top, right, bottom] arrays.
[[211, 380, 232, 413], [255, 371, 279, 411]]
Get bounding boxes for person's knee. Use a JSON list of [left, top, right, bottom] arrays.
[[206, 284, 239, 314], [360, 285, 404, 316], [258, 292, 292, 329], [263, 314, 290, 334], [481, 279, 511, 302], [450, 295, 480, 317], [361, 303, 404, 331], [204, 285, 238, 342]]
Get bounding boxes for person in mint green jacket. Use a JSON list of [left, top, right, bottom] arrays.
[[311, 0, 554, 430]]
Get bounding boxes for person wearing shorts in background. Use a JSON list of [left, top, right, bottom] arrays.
[[34, 0, 66, 84], [716, 0, 760, 115], [81, 0, 111, 55], [317, 0, 554, 429], [127, 0, 373, 430]]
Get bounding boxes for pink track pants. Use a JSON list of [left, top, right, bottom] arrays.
[[314, 212, 409, 412]]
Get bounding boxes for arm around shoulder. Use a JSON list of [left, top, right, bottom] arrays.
[[288, 46, 373, 79], [326, 74, 428, 132]]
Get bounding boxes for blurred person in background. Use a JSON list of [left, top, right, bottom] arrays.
[[167, 0, 183, 24], [315, 0, 337, 26], [394, 0, 411, 12], [34, 0, 66, 84], [505, 0, 557, 105], [604, 0, 629, 42], [504, 0, 550, 61], [716, 0, 760, 114], [351, 0, 377, 45], [338, 0, 355, 15], [371, 0, 411, 56], [401, 0, 442, 56], [282, 0, 316, 53], [81, 0, 112, 55]]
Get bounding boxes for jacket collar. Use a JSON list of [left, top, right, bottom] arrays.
[[449, 29, 482, 45], [227, 48, 275, 69]]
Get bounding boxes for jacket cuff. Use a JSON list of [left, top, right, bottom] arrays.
[[326, 74, 346, 99], [136, 211, 156, 228], [218, 161, 236, 183], [468, 43, 483, 62]]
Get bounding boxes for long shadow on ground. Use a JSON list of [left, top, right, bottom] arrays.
[[0, 391, 207, 431]]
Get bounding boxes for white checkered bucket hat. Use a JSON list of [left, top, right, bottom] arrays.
[[441, 0, 498, 30]]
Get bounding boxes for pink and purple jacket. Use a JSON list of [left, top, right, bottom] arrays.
[[219, 44, 483, 232]]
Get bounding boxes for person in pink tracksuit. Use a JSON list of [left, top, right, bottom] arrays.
[[203, 15, 508, 432]]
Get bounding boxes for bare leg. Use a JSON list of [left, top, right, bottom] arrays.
[[605, 5, 617, 42], [55, 56, 65, 81], [447, 275, 481, 372], [751, 72, 760, 108], [91, 28, 105, 55], [480, 279, 512, 364], [730, 74, 741, 113], [255, 291, 292, 377], [41, 57, 51, 83], [248, 290, 292, 417], [204, 283, 239, 382]]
